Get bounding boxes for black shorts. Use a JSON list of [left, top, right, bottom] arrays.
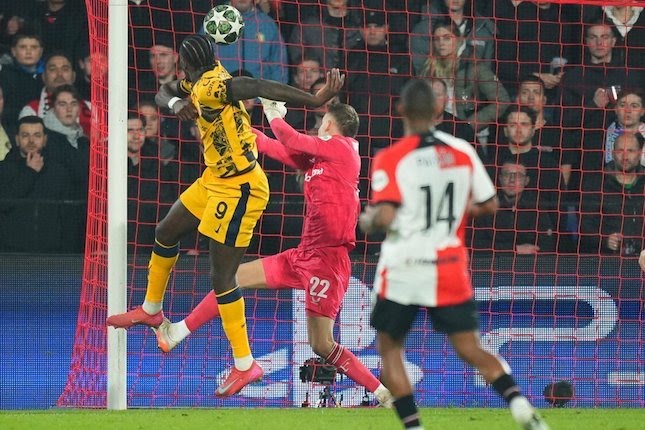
[[370, 298, 479, 340]]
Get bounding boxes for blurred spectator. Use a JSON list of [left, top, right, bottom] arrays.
[[74, 45, 91, 100], [127, 0, 210, 95], [132, 33, 200, 189], [136, 98, 201, 187], [75, 45, 107, 101], [128, 1, 155, 93], [251, 0, 298, 41], [491, 0, 580, 97], [283, 54, 324, 131], [579, 132, 645, 256], [0, 12, 29, 64], [42, 84, 89, 252], [493, 106, 573, 253], [288, 0, 362, 70], [345, 10, 409, 153], [492, 107, 562, 236], [137, 34, 181, 101], [561, 20, 638, 109], [472, 160, 556, 255], [603, 89, 645, 167], [517, 75, 559, 128], [582, 4, 645, 70], [44, 84, 88, 153], [214, 0, 288, 83], [291, 53, 324, 92], [490, 77, 564, 179], [429, 77, 475, 145], [126, 112, 178, 253], [0, 115, 70, 252], [135, 99, 203, 255], [0, 33, 44, 126], [19, 51, 92, 136], [137, 99, 175, 162], [361, 0, 419, 53], [420, 21, 509, 134], [0, 85, 12, 160], [26, 0, 89, 64], [560, 20, 639, 193], [410, 0, 495, 75]]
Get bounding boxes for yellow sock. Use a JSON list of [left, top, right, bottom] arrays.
[[217, 287, 251, 360], [144, 240, 180, 306]]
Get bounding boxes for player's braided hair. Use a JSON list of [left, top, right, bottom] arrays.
[[179, 34, 216, 70]]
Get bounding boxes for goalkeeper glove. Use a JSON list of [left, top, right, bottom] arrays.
[[259, 97, 287, 122]]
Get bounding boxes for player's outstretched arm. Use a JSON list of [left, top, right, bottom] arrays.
[[229, 69, 344, 107], [252, 127, 308, 170]]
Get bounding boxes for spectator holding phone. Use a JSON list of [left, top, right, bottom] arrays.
[[561, 20, 640, 194], [603, 89, 645, 167]]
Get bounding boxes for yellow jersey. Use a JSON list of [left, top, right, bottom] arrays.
[[179, 63, 258, 178]]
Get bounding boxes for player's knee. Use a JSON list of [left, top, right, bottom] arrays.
[[310, 338, 334, 358], [210, 271, 236, 293], [155, 222, 176, 245], [376, 332, 402, 356], [454, 344, 481, 365]]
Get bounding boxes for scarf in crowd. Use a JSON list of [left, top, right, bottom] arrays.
[[604, 121, 645, 165], [0, 125, 10, 160], [44, 112, 85, 149]]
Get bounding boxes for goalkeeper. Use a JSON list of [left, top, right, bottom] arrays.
[[153, 98, 393, 406], [107, 34, 344, 398]]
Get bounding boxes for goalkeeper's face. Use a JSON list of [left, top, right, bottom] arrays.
[[318, 113, 333, 138]]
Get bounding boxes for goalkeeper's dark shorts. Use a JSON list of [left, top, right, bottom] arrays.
[[370, 298, 479, 340]]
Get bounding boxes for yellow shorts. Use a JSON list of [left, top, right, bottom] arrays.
[[180, 164, 269, 247]]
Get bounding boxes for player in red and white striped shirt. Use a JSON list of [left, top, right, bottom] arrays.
[[360, 79, 549, 430], [154, 99, 392, 405]]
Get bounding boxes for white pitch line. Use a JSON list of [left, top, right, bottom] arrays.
[[608, 372, 645, 385]]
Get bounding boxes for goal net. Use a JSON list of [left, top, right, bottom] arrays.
[[59, 0, 644, 408]]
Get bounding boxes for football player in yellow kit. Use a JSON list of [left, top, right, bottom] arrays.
[[108, 34, 344, 397]]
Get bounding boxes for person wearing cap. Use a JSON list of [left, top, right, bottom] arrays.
[[344, 9, 410, 155], [288, 0, 362, 70]]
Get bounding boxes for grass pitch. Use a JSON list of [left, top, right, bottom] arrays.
[[1, 407, 643, 430]]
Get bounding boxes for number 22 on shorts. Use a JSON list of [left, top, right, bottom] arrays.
[[309, 276, 330, 303]]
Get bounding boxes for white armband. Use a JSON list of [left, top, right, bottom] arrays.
[[168, 97, 182, 110]]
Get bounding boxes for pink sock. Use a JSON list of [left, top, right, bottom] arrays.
[[326, 342, 380, 393], [185, 290, 220, 332]]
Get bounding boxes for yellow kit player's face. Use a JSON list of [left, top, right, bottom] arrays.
[[180, 57, 203, 83]]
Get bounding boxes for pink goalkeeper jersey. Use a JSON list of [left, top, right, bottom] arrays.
[[370, 129, 496, 307], [253, 119, 360, 251]]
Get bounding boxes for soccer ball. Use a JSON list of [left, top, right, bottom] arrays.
[[203, 5, 244, 45]]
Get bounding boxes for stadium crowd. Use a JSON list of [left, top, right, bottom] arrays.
[[0, 0, 643, 257]]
